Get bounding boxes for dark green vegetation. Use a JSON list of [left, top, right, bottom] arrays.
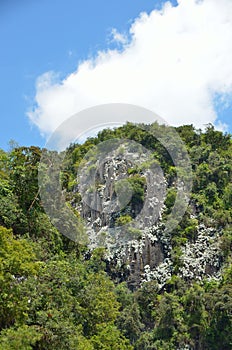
[[0, 124, 231, 349]]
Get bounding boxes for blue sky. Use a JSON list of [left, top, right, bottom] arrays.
[[0, 0, 231, 150]]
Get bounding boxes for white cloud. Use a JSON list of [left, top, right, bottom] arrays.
[[28, 0, 232, 136], [110, 28, 128, 45]]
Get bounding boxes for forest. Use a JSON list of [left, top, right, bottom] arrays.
[[0, 123, 231, 349]]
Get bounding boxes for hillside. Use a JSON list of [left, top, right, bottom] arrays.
[[0, 123, 231, 349]]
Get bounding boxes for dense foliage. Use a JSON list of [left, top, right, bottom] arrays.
[[0, 123, 231, 349]]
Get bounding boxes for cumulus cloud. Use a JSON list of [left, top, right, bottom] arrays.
[[28, 0, 232, 136]]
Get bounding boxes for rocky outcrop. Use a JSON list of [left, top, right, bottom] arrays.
[[74, 143, 223, 289]]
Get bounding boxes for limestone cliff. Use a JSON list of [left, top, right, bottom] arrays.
[[72, 143, 223, 289]]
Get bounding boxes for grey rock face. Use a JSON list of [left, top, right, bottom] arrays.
[[74, 143, 223, 289]]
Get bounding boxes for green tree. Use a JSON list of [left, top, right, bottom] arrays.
[[90, 323, 133, 349], [0, 325, 42, 350], [0, 226, 39, 329]]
